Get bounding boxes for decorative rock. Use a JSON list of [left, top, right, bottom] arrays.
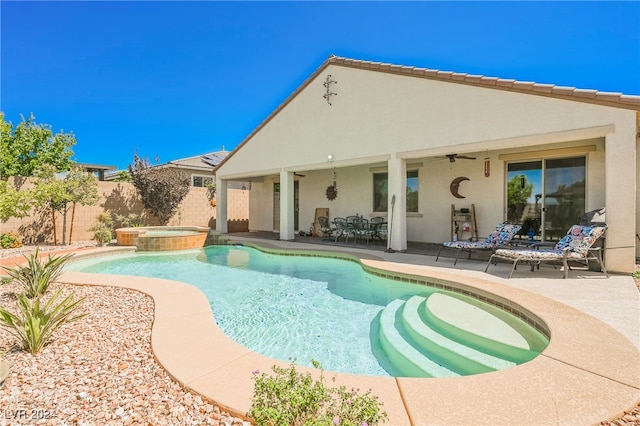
[[0, 278, 241, 426]]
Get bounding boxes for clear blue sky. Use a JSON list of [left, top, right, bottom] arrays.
[[2, 1, 639, 171]]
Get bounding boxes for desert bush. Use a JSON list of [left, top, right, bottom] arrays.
[[249, 360, 387, 426], [114, 213, 143, 229], [0, 288, 85, 354], [0, 231, 22, 249], [128, 154, 190, 225], [90, 212, 114, 246], [0, 248, 73, 298]]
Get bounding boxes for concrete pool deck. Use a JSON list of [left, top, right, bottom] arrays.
[[56, 238, 639, 425]]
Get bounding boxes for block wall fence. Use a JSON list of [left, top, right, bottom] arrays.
[[0, 179, 249, 244]]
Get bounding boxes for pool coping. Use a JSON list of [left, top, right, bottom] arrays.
[[58, 244, 640, 425]]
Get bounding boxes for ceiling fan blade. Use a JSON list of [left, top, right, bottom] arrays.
[[436, 154, 476, 162]]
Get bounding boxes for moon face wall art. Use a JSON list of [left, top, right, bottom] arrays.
[[450, 176, 469, 198]]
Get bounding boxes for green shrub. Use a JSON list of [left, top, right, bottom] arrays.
[[0, 232, 22, 249], [114, 213, 144, 229], [0, 248, 73, 298], [90, 212, 114, 246], [92, 228, 112, 246], [0, 288, 85, 354], [249, 360, 387, 426], [632, 267, 640, 279]]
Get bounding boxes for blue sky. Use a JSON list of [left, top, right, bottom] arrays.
[[2, 1, 639, 171]]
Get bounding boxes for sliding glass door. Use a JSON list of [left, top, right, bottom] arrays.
[[507, 157, 585, 241]]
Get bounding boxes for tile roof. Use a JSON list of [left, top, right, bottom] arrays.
[[328, 55, 640, 109], [215, 55, 640, 172], [165, 150, 229, 171]]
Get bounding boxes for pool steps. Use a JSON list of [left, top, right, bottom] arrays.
[[377, 292, 545, 377], [379, 299, 459, 378], [424, 293, 548, 362]]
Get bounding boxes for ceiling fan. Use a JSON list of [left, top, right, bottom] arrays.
[[439, 154, 477, 163]]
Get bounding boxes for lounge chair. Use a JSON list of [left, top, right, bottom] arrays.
[[485, 224, 608, 279], [436, 223, 522, 265]]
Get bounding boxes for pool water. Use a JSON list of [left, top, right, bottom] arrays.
[[66, 245, 548, 377]]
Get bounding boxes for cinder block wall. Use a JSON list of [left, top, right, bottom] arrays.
[[1, 179, 249, 244]]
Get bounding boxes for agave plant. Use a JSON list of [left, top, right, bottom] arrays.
[[0, 289, 85, 354], [1, 248, 73, 298]]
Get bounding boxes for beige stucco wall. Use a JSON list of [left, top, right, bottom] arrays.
[[248, 138, 606, 242], [1, 180, 248, 244], [219, 63, 637, 272], [218, 65, 633, 178]]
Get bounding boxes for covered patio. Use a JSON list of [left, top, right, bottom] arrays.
[[213, 56, 639, 274]]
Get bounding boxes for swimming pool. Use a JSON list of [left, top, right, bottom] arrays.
[[66, 245, 549, 377]]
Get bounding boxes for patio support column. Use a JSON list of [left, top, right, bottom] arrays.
[[604, 125, 636, 273], [215, 177, 228, 233], [387, 155, 407, 251], [279, 169, 295, 241]]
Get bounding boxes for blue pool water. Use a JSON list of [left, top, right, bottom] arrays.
[[66, 245, 548, 377]]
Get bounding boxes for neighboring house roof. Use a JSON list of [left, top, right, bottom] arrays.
[[76, 162, 117, 172], [201, 151, 228, 168], [215, 55, 640, 172], [164, 149, 229, 173], [76, 162, 117, 181]]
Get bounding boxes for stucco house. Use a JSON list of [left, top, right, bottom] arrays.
[[213, 55, 639, 273]]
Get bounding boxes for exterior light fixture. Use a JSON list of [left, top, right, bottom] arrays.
[[327, 154, 334, 162]]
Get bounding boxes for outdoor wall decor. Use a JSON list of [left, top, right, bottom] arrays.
[[450, 176, 470, 199], [484, 157, 491, 177], [326, 168, 338, 200], [326, 184, 337, 201], [323, 74, 337, 105]]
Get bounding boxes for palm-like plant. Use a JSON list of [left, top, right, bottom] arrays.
[[1, 248, 73, 298], [0, 289, 85, 354]]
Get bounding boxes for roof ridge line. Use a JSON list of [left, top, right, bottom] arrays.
[[327, 55, 640, 103]]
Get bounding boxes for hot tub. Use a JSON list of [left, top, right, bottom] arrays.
[[115, 226, 209, 251]]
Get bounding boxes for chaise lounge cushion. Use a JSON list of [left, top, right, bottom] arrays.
[[493, 225, 606, 260], [486, 224, 608, 279], [443, 223, 522, 250]]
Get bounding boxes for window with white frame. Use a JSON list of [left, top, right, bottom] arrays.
[[192, 175, 214, 187], [372, 170, 419, 213]]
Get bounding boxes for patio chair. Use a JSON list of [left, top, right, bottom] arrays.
[[332, 217, 351, 244], [485, 224, 608, 279], [317, 216, 335, 240], [352, 217, 376, 245], [436, 223, 522, 265], [370, 216, 387, 244]]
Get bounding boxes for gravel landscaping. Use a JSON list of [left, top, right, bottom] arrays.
[[0, 279, 248, 425]]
